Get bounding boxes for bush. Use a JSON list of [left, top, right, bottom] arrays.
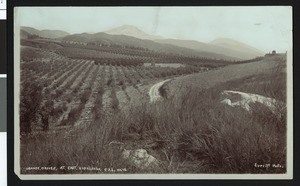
[[107, 79, 112, 86], [110, 88, 119, 112], [20, 79, 43, 135], [119, 80, 124, 86]]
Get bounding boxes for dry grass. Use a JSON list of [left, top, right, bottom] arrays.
[[20, 56, 287, 174], [166, 54, 286, 98]]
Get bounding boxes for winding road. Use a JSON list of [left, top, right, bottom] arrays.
[[149, 79, 171, 103]]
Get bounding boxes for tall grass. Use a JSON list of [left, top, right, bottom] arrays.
[[20, 63, 287, 174]]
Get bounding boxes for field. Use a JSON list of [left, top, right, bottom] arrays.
[[19, 38, 287, 174]]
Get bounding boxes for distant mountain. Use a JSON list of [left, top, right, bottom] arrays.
[[20, 30, 30, 39], [209, 38, 265, 59], [104, 25, 164, 40], [156, 38, 264, 60], [39, 30, 70, 39], [21, 26, 40, 36], [21, 25, 261, 60], [104, 25, 263, 60], [62, 32, 238, 60], [21, 26, 70, 39]]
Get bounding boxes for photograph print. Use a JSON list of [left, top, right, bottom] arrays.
[[14, 6, 292, 179]]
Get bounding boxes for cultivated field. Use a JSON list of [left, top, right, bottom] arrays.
[[19, 38, 287, 174]]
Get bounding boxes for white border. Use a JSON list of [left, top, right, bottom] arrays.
[[14, 6, 293, 180]]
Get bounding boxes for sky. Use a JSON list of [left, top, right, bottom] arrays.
[[15, 6, 292, 53]]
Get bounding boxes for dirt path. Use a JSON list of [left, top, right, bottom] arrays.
[[148, 79, 171, 103]]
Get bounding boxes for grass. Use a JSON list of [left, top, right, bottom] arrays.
[[20, 57, 287, 174], [166, 54, 286, 96]]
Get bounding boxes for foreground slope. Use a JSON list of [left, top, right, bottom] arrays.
[[20, 46, 287, 173], [165, 55, 285, 98]]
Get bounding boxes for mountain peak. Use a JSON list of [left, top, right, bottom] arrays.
[[104, 25, 163, 40], [109, 25, 145, 34]]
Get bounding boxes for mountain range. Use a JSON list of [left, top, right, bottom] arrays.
[[20, 25, 265, 60], [21, 26, 70, 39], [104, 25, 264, 59], [62, 32, 236, 60]]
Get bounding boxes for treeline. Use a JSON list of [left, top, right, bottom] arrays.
[[20, 75, 54, 134], [87, 41, 151, 51], [235, 56, 264, 64], [94, 58, 142, 67], [24, 37, 236, 68], [58, 42, 234, 67]]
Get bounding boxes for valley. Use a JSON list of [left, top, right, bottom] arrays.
[[19, 25, 287, 174]]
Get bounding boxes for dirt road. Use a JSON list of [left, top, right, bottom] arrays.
[[149, 79, 171, 103]]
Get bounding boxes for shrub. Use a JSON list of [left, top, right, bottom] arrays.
[[119, 80, 124, 86], [20, 79, 43, 135], [107, 79, 112, 86], [111, 89, 119, 112]]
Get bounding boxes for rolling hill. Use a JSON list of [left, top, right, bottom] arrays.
[[21, 26, 70, 39], [210, 38, 265, 59], [155, 38, 264, 60], [103, 25, 264, 60], [21, 25, 264, 60], [165, 54, 285, 98], [62, 32, 238, 60], [20, 30, 30, 39]]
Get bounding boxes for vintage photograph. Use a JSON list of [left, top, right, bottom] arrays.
[[14, 6, 292, 179]]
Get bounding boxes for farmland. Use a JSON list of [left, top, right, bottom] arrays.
[[20, 38, 228, 134], [19, 37, 287, 174]]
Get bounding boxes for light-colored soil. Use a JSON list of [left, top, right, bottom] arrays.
[[116, 78, 171, 112], [148, 79, 171, 103], [144, 63, 185, 68], [220, 90, 281, 112]]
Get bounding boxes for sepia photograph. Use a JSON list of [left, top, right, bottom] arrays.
[[13, 6, 293, 179]]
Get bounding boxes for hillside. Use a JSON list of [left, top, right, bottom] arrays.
[[104, 24, 164, 40], [210, 38, 265, 60], [156, 38, 263, 60], [62, 32, 238, 60], [103, 25, 263, 60], [21, 26, 40, 36], [20, 32, 287, 174], [165, 54, 286, 98], [20, 26, 263, 61], [20, 30, 30, 39], [21, 26, 70, 39], [39, 30, 70, 39]]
